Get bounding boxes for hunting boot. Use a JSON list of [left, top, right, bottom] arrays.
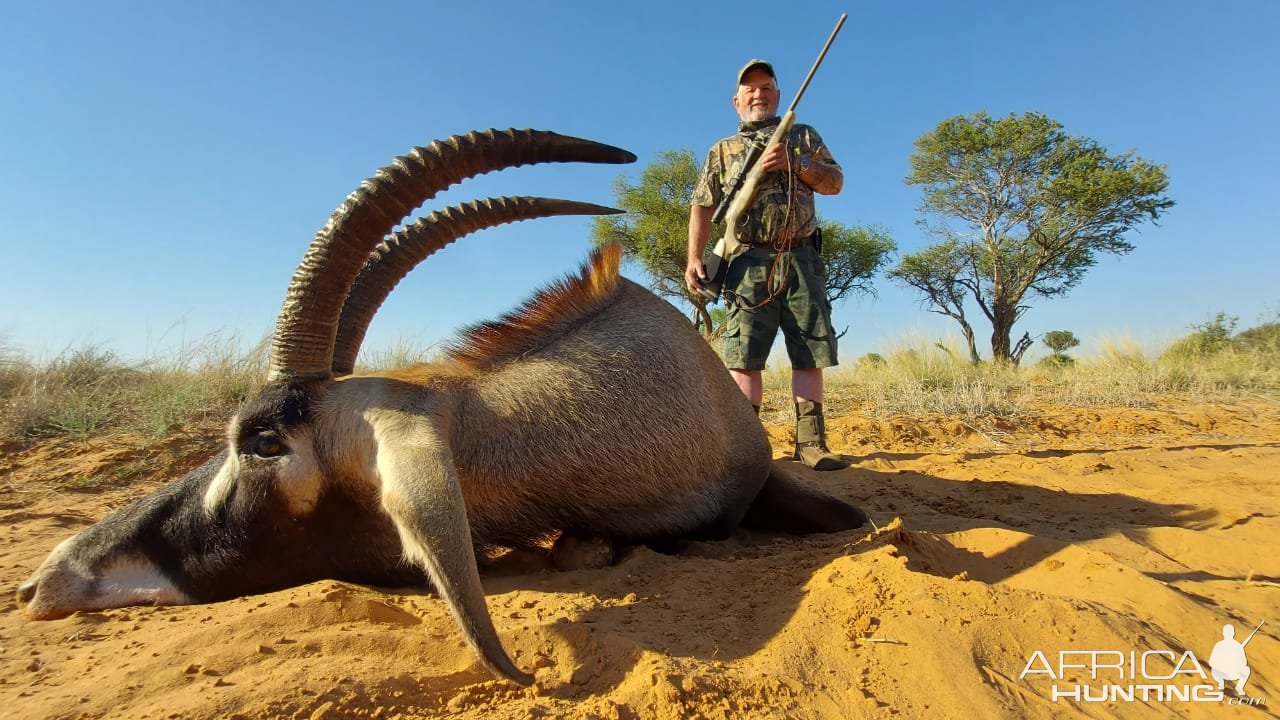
[[793, 400, 846, 471]]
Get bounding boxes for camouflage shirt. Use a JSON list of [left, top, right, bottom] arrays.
[[692, 119, 839, 247]]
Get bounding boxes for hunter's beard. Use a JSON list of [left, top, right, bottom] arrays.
[[739, 106, 777, 123]]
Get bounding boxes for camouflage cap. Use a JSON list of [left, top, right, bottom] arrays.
[[736, 59, 775, 86]]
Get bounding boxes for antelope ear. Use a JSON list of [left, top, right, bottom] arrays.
[[371, 411, 533, 686]]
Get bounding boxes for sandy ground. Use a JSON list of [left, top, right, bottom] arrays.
[[2, 397, 1278, 719]]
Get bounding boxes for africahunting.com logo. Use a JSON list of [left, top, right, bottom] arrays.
[[1020, 620, 1267, 707]]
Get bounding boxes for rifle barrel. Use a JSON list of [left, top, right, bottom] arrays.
[[787, 13, 847, 113], [1242, 620, 1265, 646]]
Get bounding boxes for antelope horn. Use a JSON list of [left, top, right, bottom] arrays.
[[332, 196, 622, 376], [268, 130, 636, 382]]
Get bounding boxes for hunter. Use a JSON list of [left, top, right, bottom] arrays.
[[686, 58, 846, 471]]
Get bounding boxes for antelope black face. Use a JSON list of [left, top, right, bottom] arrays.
[[18, 382, 420, 619]]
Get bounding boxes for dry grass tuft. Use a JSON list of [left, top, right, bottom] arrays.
[[1, 334, 267, 442], [761, 331, 1280, 425], [354, 337, 445, 373], [3, 320, 1277, 444]]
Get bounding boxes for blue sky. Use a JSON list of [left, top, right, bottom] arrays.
[[2, 1, 1277, 364]]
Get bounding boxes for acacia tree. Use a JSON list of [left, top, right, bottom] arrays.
[[818, 221, 896, 307], [890, 240, 983, 363], [592, 149, 894, 337], [1041, 330, 1081, 367], [889, 112, 1174, 364], [1043, 330, 1080, 357], [591, 150, 713, 328]]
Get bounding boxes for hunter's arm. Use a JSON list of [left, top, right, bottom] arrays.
[[797, 157, 842, 195]]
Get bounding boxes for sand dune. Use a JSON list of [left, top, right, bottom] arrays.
[[3, 398, 1277, 718]]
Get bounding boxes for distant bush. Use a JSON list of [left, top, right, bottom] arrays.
[[1037, 353, 1075, 369], [1162, 313, 1238, 361], [1235, 321, 1280, 353], [855, 353, 887, 372]]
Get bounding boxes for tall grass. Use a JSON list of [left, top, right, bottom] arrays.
[[354, 337, 445, 373], [1, 334, 267, 441], [3, 321, 1277, 443], [762, 331, 1280, 421]]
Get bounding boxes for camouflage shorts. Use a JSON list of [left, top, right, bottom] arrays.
[[720, 245, 838, 371]]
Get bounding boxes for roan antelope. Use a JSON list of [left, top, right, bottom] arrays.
[[18, 129, 867, 685]]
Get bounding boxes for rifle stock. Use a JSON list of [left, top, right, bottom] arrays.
[[711, 143, 764, 225], [723, 110, 796, 256]]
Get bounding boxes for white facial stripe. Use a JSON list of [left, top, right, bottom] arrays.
[[95, 555, 191, 607], [202, 456, 239, 516], [24, 548, 190, 618], [200, 437, 324, 519]]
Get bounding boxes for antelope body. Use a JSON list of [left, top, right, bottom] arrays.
[[18, 130, 867, 685]]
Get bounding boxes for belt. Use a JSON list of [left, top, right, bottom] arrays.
[[747, 234, 814, 249]]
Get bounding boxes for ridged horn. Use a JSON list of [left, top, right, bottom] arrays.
[[331, 196, 623, 376], [268, 130, 637, 382]]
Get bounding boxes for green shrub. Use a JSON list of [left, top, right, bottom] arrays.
[[1235, 321, 1280, 353], [1037, 354, 1075, 369], [1162, 313, 1237, 361]]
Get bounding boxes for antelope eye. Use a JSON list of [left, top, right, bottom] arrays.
[[247, 433, 288, 458]]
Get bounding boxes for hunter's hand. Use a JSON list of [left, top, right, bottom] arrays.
[[685, 259, 707, 295], [761, 143, 789, 172]]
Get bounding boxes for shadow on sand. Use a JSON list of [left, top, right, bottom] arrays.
[[466, 457, 1224, 700]]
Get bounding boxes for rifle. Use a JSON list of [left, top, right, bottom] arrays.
[[1242, 620, 1265, 647], [696, 13, 847, 302]]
